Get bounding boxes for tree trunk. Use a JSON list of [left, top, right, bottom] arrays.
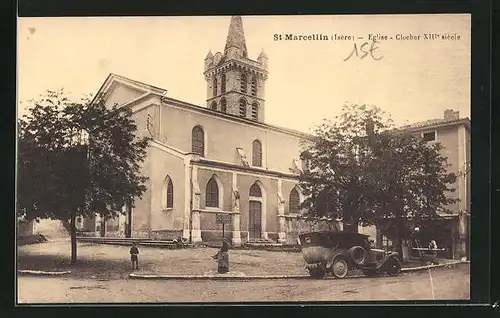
[[396, 220, 404, 264], [70, 210, 77, 264], [100, 218, 106, 237], [127, 202, 132, 238]]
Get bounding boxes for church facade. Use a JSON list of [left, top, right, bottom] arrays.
[[79, 16, 335, 245]]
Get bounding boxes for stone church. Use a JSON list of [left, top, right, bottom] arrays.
[[79, 16, 334, 245], [77, 16, 469, 259]]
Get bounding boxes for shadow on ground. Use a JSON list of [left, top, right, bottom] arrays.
[[17, 253, 137, 280]]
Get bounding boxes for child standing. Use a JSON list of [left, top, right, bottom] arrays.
[[130, 242, 139, 270]]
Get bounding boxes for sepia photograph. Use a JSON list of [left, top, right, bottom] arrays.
[[16, 14, 471, 303]]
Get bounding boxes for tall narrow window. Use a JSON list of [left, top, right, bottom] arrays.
[[210, 101, 217, 110], [289, 187, 300, 214], [251, 77, 257, 96], [239, 99, 247, 117], [249, 183, 262, 197], [252, 140, 262, 167], [206, 177, 219, 208], [162, 176, 173, 209], [221, 74, 226, 94], [220, 98, 227, 113], [191, 126, 204, 156], [240, 73, 247, 93], [251, 102, 259, 120], [212, 77, 218, 97]]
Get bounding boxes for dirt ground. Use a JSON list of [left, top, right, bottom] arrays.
[[17, 240, 458, 280], [17, 263, 470, 303], [17, 240, 308, 279]]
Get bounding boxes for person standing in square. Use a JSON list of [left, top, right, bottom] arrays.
[[130, 242, 139, 270]]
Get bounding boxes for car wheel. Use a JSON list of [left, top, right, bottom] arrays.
[[332, 258, 349, 279], [348, 246, 367, 265], [308, 266, 326, 279], [386, 257, 402, 276]]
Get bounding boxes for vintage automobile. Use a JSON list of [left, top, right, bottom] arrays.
[[298, 231, 402, 279]]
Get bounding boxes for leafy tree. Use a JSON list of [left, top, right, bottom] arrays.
[[18, 89, 150, 263], [299, 104, 457, 262], [299, 104, 393, 232], [368, 130, 458, 259]]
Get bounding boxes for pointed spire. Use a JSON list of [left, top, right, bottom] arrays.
[[258, 49, 267, 59], [224, 16, 248, 56], [205, 50, 213, 60]]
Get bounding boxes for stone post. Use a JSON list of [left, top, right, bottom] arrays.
[[277, 179, 286, 244], [232, 213, 241, 246], [191, 166, 202, 244], [183, 157, 192, 240], [191, 211, 202, 244], [231, 173, 242, 246]]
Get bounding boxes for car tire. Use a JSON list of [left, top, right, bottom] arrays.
[[386, 257, 402, 276], [349, 246, 367, 265], [308, 266, 326, 279], [332, 258, 349, 279]]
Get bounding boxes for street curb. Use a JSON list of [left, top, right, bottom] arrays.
[[18, 270, 72, 276], [401, 260, 469, 272], [128, 261, 469, 280], [129, 273, 312, 280]]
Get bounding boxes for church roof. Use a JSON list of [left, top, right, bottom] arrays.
[[95, 73, 311, 139], [224, 16, 248, 53]]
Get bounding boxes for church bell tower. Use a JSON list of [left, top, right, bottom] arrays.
[[204, 16, 268, 122]]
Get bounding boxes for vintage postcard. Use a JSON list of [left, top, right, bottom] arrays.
[[17, 14, 471, 303]]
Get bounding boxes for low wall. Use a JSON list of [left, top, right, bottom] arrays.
[[152, 230, 183, 240]]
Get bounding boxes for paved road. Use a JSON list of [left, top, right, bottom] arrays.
[[17, 263, 469, 303]]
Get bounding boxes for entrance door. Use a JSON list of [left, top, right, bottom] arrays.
[[249, 201, 262, 240]]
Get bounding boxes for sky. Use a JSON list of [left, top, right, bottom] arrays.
[[17, 14, 471, 133]]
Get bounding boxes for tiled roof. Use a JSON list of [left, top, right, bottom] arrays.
[[399, 117, 470, 131]]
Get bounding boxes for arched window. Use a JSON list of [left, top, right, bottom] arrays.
[[220, 98, 227, 113], [162, 176, 173, 209], [239, 99, 247, 117], [251, 102, 259, 121], [191, 126, 204, 156], [240, 73, 247, 93], [206, 177, 219, 208], [212, 77, 218, 96], [221, 74, 226, 94], [252, 140, 262, 167], [251, 77, 257, 96], [289, 187, 300, 214], [210, 101, 217, 110], [249, 183, 262, 197]]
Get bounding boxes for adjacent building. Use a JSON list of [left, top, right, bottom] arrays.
[[372, 110, 471, 259]]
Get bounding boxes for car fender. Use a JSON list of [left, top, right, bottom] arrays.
[[326, 250, 348, 269], [376, 252, 400, 270]]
